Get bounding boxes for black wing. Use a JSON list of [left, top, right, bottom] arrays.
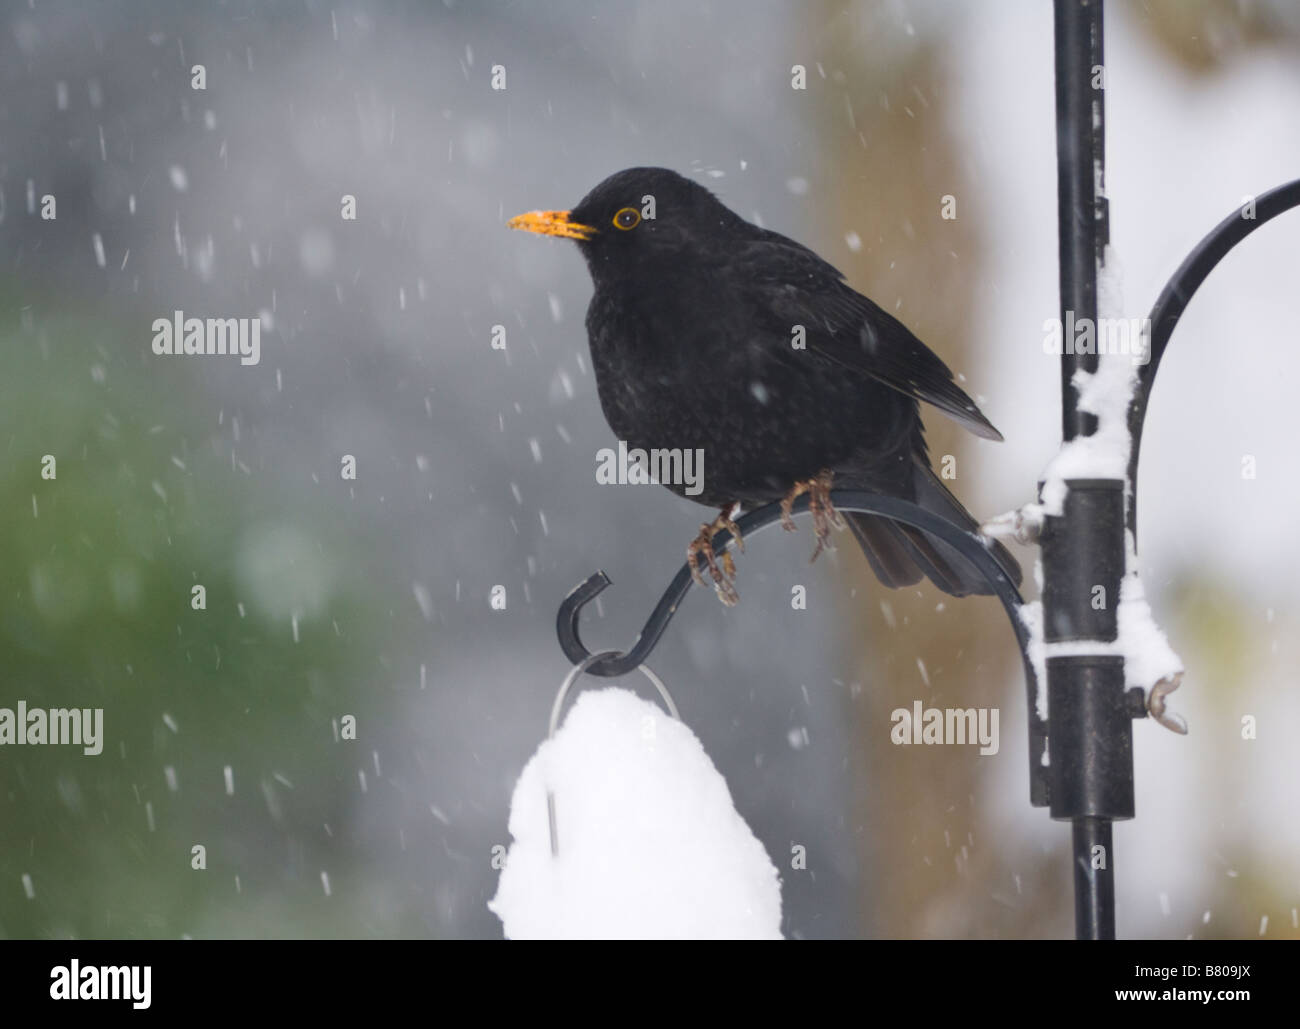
[[732, 232, 1004, 441]]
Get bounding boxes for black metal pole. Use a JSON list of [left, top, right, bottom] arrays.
[[1072, 817, 1115, 938], [1054, 0, 1108, 441], [1048, 0, 1131, 940]]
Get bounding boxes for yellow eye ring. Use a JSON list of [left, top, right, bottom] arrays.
[[612, 207, 641, 231]]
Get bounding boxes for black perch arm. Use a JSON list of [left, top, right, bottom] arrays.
[[1128, 177, 1300, 537], [557, 490, 1050, 807]]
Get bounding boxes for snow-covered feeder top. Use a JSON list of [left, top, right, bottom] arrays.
[[490, 687, 782, 939]]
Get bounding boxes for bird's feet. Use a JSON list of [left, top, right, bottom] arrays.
[[780, 469, 844, 563], [687, 504, 744, 606]]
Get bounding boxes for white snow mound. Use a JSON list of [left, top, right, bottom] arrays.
[[489, 687, 782, 939]]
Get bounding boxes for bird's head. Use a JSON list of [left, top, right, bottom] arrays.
[[508, 167, 743, 282]]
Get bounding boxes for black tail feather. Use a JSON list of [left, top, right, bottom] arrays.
[[844, 514, 924, 589], [842, 461, 1021, 597]]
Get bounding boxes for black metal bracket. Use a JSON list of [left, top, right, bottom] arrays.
[[557, 490, 1049, 807], [1128, 176, 1300, 537]]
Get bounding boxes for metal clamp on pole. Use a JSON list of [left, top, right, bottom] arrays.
[[1039, 479, 1133, 939]]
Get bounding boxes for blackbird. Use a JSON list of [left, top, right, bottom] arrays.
[[509, 167, 1020, 604]]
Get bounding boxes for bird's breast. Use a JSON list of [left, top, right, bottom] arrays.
[[583, 274, 905, 502]]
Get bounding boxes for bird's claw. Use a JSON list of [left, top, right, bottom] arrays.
[[780, 469, 843, 562], [687, 505, 743, 606]]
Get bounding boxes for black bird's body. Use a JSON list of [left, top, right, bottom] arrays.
[[583, 229, 919, 509], [512, 167, 1020, 597]]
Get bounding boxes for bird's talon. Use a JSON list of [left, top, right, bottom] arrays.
[[780, 484, 807, 532], [782, 469, 841, 564], [687, 524, 716, 588], [687, 506, 742, 606], [719, 505, 744, 553], [687, 552, 708, 588]]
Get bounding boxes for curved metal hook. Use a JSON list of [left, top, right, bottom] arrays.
[[545, 651, 680, 857], [1128, 178, 1300, 536], [556, 489, 1048, 803]]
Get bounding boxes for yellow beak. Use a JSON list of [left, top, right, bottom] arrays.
[[507, 209, 596, 241]]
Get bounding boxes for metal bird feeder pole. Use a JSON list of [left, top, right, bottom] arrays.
[[554, 0, 1300, 939], [1047, 0, 1300, 938], [1046, 0, 1131, 942]]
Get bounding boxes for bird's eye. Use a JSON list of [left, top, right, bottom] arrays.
[[612, 207, 641, 231]]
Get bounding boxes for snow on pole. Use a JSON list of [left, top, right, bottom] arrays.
[[489, 688, 782, 939], [1015, 247, 1185, 720]]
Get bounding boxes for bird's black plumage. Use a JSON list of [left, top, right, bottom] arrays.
[[513, 167, 1020, 596]]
